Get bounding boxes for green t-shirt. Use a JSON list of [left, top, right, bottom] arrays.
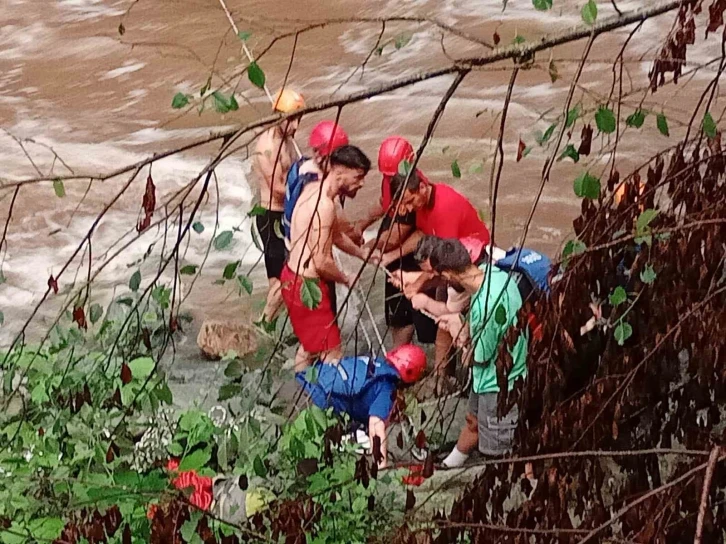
[[469, 264, 528, 394]]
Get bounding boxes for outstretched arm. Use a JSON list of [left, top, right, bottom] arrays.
[[368, 416, 388, 469]]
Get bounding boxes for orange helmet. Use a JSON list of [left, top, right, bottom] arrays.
[[378, 136, 415, 176], [272, 88, 305, 113], [386, 344, 426, 384]]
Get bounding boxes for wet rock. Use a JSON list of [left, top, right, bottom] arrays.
[[196, 320, 257, 360]]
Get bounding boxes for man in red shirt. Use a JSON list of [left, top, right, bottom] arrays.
[[374, 170, 490, 385], [356, 137, 438, 349]]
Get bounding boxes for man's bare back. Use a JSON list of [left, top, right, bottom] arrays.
[[253, 127, 297, 212]]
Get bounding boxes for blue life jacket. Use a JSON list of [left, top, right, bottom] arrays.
[[283, 157, 319, 244], [496, 247, 552, 300], [296, 356, 400, 415]]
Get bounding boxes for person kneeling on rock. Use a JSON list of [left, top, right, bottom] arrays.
[[295, 345, 427, 468]]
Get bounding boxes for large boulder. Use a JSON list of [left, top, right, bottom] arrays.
[[196, 320, 257, 360]]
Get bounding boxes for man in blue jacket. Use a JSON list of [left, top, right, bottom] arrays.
[[296, 344, 427, 468]]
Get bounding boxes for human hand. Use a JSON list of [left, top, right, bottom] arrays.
[[349, 226, 365, 246], [410, 293, 429, 311], [437, 314, 463, 339]]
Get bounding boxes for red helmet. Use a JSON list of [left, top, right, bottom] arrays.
[[460, 237, 485, 263], [309, 121, 349, 156], [378, 136, 415, 176], [386, 344, 426, 383]]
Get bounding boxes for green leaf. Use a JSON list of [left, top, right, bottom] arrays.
[[703, 111, 717, 139], [595, 106, 616, 134], [180, 518, 198, 543], [512, 35, 526, 45], [451, 160, 461, 179], [549, 59, 559, 83], [305, 365, 319, 384], [168, 442, 184, 456], [247, 62, 266, 89], [224, 359, 244, 379], [608, 286, 627, 306], [229, 95, 239, 111], [180, 264, 198, 275], [0, 270, 5, 285], [192, 221, 204, 234], [581, 0, 598, 25], [558, 144, 580, 163], [394, 33, 412, 49], [129, 270, 141, 291], [214, 230, 234, 251], [565, 106, 580, 128], [626, 109, 646, 128], [253, 454, 267, 477], [656, 113, 669, 136], [536, 123, 557, 145], [397, 159, 412, 176], [53, 179, 66, 198], [237, 275, 253, 295], [636, 208, 658, 233], [89, 303, 103, 324], [614, 321, 632, 346], [200, 78, 211, 97], [223, 261, 240, 280], [213, 91, 232, 114], [171, 92, 189, 109], [218, 383, 242, 401], [129, 357, 155, 379], [468, 161, 485, 175], [301, 278, 322, 310], [179, 449, 211, 472], [237, 30, 252, 41], [247, 204, 267, 217], [640, 264, 657, 284], [31, 383, 50, 404], [157, 382, 173, 404], [0, 311, 4, 327], [29, 517, 65, 541], [532, 0, 553, 10], [573, 171, 601, 199], [494, 304, 507, 326]]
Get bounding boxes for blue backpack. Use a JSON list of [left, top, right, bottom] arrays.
[[496, 247, 552, 301], [282, 157, 319, 244]]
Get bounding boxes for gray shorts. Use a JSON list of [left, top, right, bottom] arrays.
[[468, 390, 519, 456]]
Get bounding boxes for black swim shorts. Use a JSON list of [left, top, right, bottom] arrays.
[[256, 210, 287, 279]]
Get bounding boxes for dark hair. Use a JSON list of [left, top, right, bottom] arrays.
[[429, 238, 472, 273], [414, 235, 445, 263], [330, 145, 371, 174], [389, 170, 422, 200]]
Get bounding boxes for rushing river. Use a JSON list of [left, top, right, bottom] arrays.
[[0, 0, 721, 353]]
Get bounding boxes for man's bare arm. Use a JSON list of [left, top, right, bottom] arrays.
[[379, 230, 424, 267]]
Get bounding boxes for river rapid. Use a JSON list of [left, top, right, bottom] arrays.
[[0, 0, 722, 356]]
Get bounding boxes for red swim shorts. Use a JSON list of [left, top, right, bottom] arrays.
[[280, 265, 341, 353]]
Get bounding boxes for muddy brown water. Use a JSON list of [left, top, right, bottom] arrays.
[[0, 0, 722, 352]]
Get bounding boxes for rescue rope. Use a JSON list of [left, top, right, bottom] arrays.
[[216, 0, 384, 352]]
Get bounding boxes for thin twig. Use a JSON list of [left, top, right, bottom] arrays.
[[694, 445, 722, 544]]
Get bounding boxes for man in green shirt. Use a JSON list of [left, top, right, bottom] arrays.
[[432, 239, 528, 467]]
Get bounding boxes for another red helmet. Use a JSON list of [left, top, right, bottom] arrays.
[[460, 237, 485, 263], [378, 136, 415, 176], [386, 344, 427, 383], [309, 121, 349, 156]]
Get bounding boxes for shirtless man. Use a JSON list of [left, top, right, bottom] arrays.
[[280, 145, 371, 371], [252, 88, 305, 323]]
